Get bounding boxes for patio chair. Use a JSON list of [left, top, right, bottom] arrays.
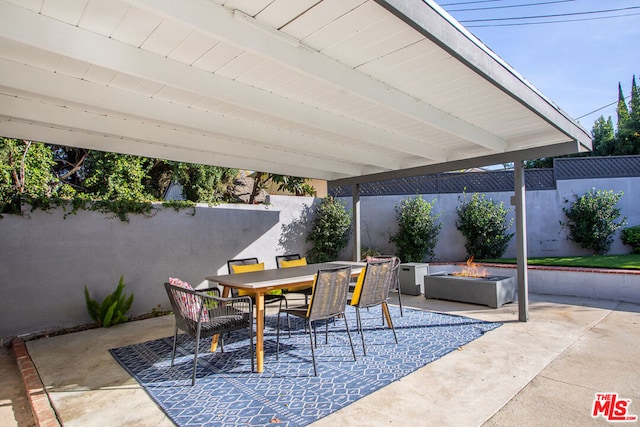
[[275, 265, 357, 376], [164, 281, 254, 386], [227, 258, 289, 328], [275, 254, 313, 304], [365, 255, 403, 317], [349, 259, 398, 356], [227, 258, 288, 308]]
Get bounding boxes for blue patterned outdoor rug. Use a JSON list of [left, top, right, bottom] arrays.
[[110, 307, 500, 427]]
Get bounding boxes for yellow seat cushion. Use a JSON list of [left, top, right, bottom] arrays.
[[231, 262, 265, 274], [350, 267, 367, 306], [230, 262, 282, 296], [280, 257, 307, 268]]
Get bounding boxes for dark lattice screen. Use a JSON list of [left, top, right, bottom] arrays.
[[555, 156, 640, 179], [328, 156, 640, 197]]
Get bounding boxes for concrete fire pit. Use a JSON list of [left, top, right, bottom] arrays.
[[424, 273, 516, 308]]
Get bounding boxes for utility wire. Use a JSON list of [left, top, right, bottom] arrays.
[[449, 0, 575, 13], [466, 11, 640, 27], [577, 95, 632, 120], [439, 0, 504, 6], [459, 5, 640, 23]]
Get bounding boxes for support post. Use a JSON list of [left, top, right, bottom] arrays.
[[513, 160, 529, 322], [352, 184, 361, 262]]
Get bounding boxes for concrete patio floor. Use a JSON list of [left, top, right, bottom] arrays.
[[3, 293, 640, 426]]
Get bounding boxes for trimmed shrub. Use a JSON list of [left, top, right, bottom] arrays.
[[621, 225, 640, 254], [390, 195, 441, 263], [306, 196, 351, 263], [561, 188, 627, 255], [456, 192, 514, 259]]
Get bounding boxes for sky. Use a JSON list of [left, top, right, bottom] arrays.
[[436, 0, 640, 132]]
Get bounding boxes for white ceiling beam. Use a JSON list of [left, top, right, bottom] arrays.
[[0, 57, 393, 173], [126, 0, 506, 153], [0, 93, 369, 177], [0, 0, 448, 162], [0, 116, 348, 180]]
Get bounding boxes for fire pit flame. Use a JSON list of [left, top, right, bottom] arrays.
[[452, 257, 488, 278]]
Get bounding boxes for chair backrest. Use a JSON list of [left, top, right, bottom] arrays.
[[357, 259, 394, 308], [164, 282, 206, 336], [307, 265, 352, 322], [366, 255, 401, 290], [275, 254, 301, 268], [227, 257, 259, 274], [165, 282, 252, 338]]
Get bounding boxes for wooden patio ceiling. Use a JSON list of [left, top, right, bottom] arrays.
[[0, 0, 591, 185]]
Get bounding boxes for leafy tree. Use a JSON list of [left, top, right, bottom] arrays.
[[82, 151, 152, 200], [456, 192, 514, 259], [591, 116, 615, 156], [390, 195, 441, 262], [270, 174, 315, 196], [1, 138, 318, 217], [174, 163, 237, 204], [561, 188, 627, 255], [617, 82, 630, 128], [306, 196, 351, 263], [0, 138, 58, 213], [526, 76, 640, 166], [615, 76, 640, 155], [248, 172, 315, 204]]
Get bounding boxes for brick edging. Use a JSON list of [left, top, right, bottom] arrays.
[[11, 338, 61, 427]]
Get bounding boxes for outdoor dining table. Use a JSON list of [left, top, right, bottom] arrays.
[[205, 261, 364, 373]]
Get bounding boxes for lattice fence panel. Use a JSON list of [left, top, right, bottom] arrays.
[[555, 156, 640, 179]]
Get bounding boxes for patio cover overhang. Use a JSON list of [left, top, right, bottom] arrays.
[[0, 0, 591, 321]]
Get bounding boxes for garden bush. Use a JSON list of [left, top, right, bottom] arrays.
[[390, 195, 441, 263], [306, 196, 351, 263], [456, 192, 514, 259], [561, 188, 626, 255], [621, 225, 640, 254]]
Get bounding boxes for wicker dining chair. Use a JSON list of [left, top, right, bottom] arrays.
[[365, 255, 403, 317], [164, 281, 254, 385], [349, 258, 398, 356], [227, 258, 289, 329], [275, 265, 357, 376], [227, 258, 288, 308], [275, 254, 313, 304]]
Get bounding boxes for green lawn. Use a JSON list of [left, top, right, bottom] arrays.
[[481, 254, 640, 270]]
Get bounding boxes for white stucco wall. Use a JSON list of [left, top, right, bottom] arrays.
[[1, 177, 638, 339], [0, 196, 317, 338], [341, 177, 640, 261]]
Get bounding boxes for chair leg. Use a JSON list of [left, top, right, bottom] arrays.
[[171, 325, 178, 366], [325, 320, 329, 344], [192, 326, 202, 386], [382, 302, 399, 344], [342, 314, 357, 362], [397, 285, 404, 317], [356, 307, 367, 356], [284, 297, 291, 337], [307, 319, 317, 376], [276, 309, 282, 360]]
